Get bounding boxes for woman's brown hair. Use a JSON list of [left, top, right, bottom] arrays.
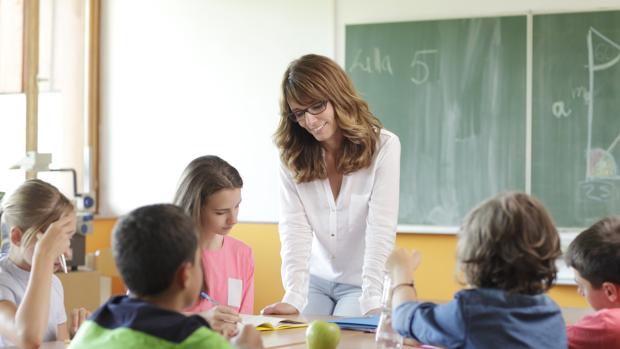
[[457, 192, 561, 294], [0, 179, 74, 252], [273, 54, 383, 183], [173, 155, 243, 230]]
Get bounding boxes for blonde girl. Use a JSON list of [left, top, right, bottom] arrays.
[[0, 179, 88, 348]]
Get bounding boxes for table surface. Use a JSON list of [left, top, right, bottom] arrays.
[[10, 306, 594, 349]]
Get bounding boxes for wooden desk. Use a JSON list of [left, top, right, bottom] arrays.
[[260, 315, 414, 349], [261, 308, 596, 349], [6, 342, 67, 349], [262, 328, 393, 349], [8, 307, 594, 349]]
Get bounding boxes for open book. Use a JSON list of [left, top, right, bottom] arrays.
[[240, 314, 307, 331]]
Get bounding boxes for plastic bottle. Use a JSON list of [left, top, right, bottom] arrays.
[[375, 272, 403, 349]]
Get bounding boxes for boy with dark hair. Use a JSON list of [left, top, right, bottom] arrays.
[[69, 204, 264, 349], [565, 216, 620, 349]]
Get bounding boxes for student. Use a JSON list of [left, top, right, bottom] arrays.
[[564, 216, 620, 349], [262, 54, 400, 317], [0, 179, 89, 348], [69, 204, 263, 349], [386, 192, 567, 348], [173, 156, 253, 326]]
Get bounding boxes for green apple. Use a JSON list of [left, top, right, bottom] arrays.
[[305, 320, 341, 349]]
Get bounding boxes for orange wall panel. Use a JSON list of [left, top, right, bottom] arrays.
[[91, 219, 587, 313]]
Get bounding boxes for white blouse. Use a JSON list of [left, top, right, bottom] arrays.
[[278, 128, 401, 314]]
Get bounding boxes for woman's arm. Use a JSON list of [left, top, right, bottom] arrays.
[[360, 133, 401, 314], [269, 163, 314, 313]]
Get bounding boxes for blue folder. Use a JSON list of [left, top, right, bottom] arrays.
[[327, 315, 379, 332]]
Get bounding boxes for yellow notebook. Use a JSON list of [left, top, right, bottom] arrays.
[[240, 314, 307, 331]]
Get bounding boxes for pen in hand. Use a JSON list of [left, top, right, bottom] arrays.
[[200, 290, 220, 306], [200, 291, 243, 326], [59, 254, 68, 274]]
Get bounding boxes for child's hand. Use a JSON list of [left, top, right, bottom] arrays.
[[200, 305, 240, 338], [231, 324, 264, 349], [34, 213, 76, 264], [386, 248, 421, 284], [70, 307, 91, 337]]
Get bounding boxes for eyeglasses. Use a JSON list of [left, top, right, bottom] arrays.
[[288, 100, 328, 123]]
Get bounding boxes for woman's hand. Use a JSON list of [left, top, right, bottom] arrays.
[[260, 302, 298, 315], [70, 308, 91, 337], [199, 305, 241, 338], [231, 324, 264, 349]]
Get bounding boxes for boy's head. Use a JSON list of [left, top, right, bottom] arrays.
[[565, 216, 620, 310], [112, 204, 203, 306], [457, 192, 561, 294]]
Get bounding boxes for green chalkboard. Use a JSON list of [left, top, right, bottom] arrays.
[[532, 11, 620, 227], [346, 16, 527, 226]]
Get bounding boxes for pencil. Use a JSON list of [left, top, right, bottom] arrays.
[[200, 291, 220, 305], [59, 255, 68, 274]]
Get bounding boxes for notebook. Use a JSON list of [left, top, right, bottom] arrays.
[[327, 315, 379, 332], [240, 314, 307, 331]]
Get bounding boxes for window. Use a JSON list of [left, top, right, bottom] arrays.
[[0, 0, 25, 195], [0, 0, 99, 206]]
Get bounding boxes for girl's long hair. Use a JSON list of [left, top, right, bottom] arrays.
[[173, 155, 243, 230], [0, 179, 73, 252]]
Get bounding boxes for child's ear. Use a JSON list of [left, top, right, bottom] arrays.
[[177, 262, 192, 290], [602, 282, 619, 302], [10, 227, 23, 246]]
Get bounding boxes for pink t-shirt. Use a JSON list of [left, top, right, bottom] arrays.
[[186, 236, 254, 314], [567, 308, 620, 349]]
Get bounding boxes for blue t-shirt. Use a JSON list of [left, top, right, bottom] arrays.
[[393, 288, 567, 349]]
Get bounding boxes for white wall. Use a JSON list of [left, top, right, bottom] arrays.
[[100, 0, 620, 221], [100, 0, 334, 220]]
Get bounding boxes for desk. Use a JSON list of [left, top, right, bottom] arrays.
[[260, 309, 596, 349], [262, 326, 379, 349], [9, 307, 595, 349], [261, 315, 419, 349], [12, 331, 380, 349], [9, 333, 381, 349]]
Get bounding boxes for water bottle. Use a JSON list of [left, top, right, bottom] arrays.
[[375, 273, 403, 349]]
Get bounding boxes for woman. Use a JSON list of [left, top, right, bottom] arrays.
[[262, 54, 401, 316]]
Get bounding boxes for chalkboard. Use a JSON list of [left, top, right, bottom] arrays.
[[346, 16, 527, 226], [532, 11, 620, 227]]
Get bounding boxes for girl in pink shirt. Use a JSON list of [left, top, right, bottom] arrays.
[[174, 155, 254, 336]]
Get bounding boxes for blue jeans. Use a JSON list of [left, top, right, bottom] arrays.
[[303, 274, 363, 316]]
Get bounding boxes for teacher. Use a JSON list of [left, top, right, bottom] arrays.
[[261, 54, 401, 316]]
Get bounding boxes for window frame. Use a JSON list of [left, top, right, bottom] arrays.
[[20, 0, 101, 211]]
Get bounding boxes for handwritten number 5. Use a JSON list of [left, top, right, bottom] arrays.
[[410, 50, 438, 85]]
